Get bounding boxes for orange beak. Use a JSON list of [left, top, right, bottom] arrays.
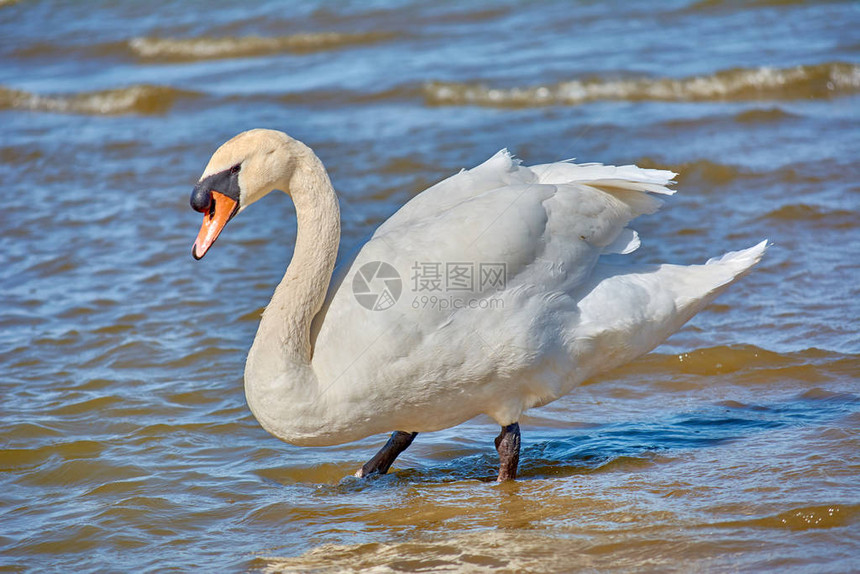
[[192, 191, 238, 260]]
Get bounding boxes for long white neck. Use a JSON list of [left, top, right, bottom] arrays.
[[243, 144, 341, 445]]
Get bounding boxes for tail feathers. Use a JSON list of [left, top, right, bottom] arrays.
[[662, 239, 769, 313], [570, 240, 768, 380], [706, 239, 769, 268]]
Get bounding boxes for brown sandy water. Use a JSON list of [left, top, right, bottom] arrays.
[[1, 0, 858, 571]]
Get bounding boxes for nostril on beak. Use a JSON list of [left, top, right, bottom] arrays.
[[190, 185, 213, 213]]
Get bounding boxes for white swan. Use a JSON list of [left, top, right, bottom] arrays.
[[189, 129, 766, 481]]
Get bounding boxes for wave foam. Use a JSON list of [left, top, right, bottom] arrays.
[[129, 31, 395, 61], [0, 84, 200, 115], [424, 62, 860, 107]]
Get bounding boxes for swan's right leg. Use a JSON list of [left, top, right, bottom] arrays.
[[495, 422, 521, 481], [355, 431, 418, 478]]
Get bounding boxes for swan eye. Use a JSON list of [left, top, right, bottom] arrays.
[[230, 164, 241, 175]]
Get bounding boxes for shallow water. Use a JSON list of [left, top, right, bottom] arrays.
[[1, 0, 858, 572]]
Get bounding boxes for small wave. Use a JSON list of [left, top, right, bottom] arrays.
[[0, 84, 200, 115], [129, 31, 396, 62], [379, 156, 438, 175], [636, 157, 853, 188], [670, 345, 829, 376], [0, 145, 43, 166], [12, 40, 127, 60], [277, 84, 421, 107], [734, 107, 797, 123], [610, 345, 855, 381], [636, 158, 747, 185], [688, 0, 825, 11], [424, 6, 511, 24], [424, 62, 860, 107], [722, 504, 858, 531], [759, 204, 857, 228]]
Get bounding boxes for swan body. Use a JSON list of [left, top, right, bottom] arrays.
[[190, 129, 766, 478]]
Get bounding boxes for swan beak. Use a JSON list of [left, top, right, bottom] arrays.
[[192, 191, 238, 260]]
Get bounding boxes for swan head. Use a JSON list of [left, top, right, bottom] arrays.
[[190, 129, 298, 259]]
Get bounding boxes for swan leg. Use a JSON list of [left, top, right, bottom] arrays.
[[495, 423, 521, 481], [355, 431, 418, 478]]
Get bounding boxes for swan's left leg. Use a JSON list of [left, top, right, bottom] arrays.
[[495, 422, 521, 481], [355, 431, 418, 478]]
